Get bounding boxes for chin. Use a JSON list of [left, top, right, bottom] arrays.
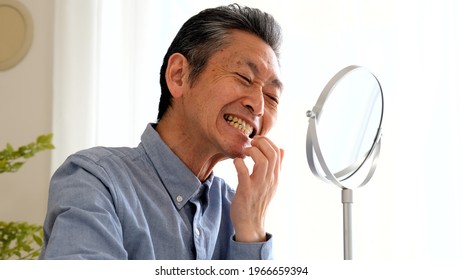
[[226, 142, 250, 159], [218, 130, 251, 158]]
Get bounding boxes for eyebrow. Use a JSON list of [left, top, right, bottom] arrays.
[[246, 61, 284, 91]]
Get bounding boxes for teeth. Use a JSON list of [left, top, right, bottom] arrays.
[[224, 114, 254, 137]]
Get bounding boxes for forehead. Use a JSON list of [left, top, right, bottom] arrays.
[[214, 30, 283, 89]]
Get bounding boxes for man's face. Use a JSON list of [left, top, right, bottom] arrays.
[[181, 30, 282, 159]]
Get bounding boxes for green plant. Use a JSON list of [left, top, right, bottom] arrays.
[[0, 134, 54, 173], [0, 134, 54, 259], [0, 221, 43, 259]]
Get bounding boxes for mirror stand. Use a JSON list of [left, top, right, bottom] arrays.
[[342, 188, 353, 260]]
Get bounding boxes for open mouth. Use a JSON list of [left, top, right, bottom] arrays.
[[224, 114, 256, 138]]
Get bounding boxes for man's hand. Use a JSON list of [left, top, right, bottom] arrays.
[[230, 136, 284, 242]]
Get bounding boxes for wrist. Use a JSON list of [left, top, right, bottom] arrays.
[[234, 229, 267, 243]]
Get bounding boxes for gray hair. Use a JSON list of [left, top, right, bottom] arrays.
[[157, 4, 282, 121]]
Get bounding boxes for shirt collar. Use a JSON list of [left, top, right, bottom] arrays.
[[140, 123, 213, 210]]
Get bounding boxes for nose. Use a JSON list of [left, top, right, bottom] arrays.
[[243, 88, 264, 117]]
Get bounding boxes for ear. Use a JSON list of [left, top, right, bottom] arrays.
[[165, 53, 189, 98]]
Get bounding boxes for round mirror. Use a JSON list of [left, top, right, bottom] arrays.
[[306, 65, 383, 189], [305, 65, 384, 260]]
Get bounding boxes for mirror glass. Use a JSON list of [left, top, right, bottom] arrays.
[[307, 66, 383, 188]]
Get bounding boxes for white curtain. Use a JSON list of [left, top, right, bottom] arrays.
[[53, 0, 462, 260], [52, 0, 167, 169], [53, 0, 99, 170]]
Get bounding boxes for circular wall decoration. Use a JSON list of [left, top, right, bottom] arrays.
[[0, 0, 33, 71]]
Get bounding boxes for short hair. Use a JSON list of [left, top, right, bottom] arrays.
[[157, 3, 282, 121]]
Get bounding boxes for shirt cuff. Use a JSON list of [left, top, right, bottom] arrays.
[[228, 233, 273, 260]]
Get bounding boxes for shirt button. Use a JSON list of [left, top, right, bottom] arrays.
[[176, 195, 183, 203], [195, 228, 201, 236]]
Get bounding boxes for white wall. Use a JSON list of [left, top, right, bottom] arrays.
[[0, 0, 54, 225]]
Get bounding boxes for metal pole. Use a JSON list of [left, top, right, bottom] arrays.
[[342, 188, 353, 260]]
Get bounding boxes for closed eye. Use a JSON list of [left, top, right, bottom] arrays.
[[235, 73, 251, 84], [265, 94, 279, 105]]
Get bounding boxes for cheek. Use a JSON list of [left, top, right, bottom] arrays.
[[260, 111, 278, 135]]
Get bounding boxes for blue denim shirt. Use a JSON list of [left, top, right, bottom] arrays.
[[40, 124, 272, 260]]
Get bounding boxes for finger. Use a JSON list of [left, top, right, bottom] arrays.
[[276, 148, 284, 181], [244, 145, 269, 181], [251, 136, 278, 156], [233, 157, 250, 185], [279, 148, 285, 170], [250, 136, 280, 174]]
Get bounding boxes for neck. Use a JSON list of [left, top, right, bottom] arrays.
[[155, 119, 225, 182]]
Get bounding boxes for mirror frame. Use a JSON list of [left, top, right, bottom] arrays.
[[306, 65, 384, 189]]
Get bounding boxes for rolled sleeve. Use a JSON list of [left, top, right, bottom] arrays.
[[228, 233, 273, 260]]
